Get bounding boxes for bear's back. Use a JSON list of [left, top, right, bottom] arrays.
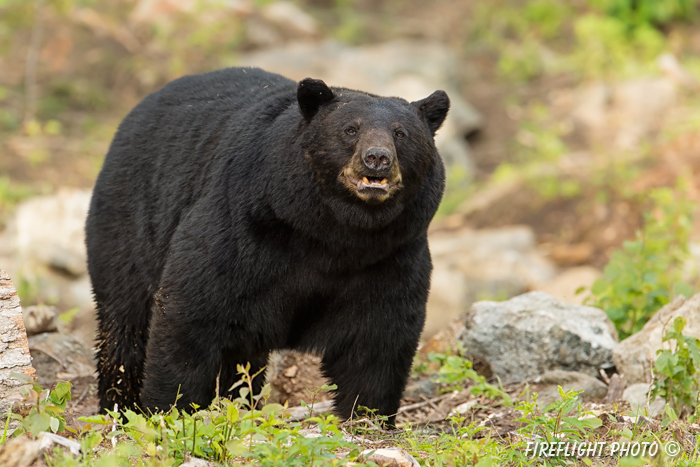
[[88, 68, 297, 293], [147, 67, 295, 111]]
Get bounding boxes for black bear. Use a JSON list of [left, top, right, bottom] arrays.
[[86, 67, 448, 425]]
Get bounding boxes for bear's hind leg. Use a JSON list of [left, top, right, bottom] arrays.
[[95, 290, 152, 412]]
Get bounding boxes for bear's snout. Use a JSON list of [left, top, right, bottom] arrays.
[[363, 146, 394, 171]]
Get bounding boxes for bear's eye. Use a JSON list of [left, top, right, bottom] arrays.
[[345, 127, 357, 136], [395, 130, 406, 139]]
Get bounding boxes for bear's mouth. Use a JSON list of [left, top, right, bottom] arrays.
[[342, 169, 401, 203], [347, 175, 390, 192]]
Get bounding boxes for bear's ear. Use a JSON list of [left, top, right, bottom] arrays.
[[297, 78, 334, 121], [411, 90, 450, 136]]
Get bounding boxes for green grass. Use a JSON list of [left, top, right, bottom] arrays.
[[4, 353, 700, 466]]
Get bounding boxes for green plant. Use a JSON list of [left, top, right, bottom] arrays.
[[429, 352, 512, 405], [5, 376, 71, 439], [3, 367, 374, 466], [652, 316, 700, 420], [400, 418, 504, 467], [571, 14, 666, 79], [589, 0, 697, 28], [587, 183, 695, 339], [517, 387, 602, 443]]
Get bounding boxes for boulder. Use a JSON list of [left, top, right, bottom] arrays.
[[459, 292, 618, 383], [28, 332, 95, 388], [11, 188, 91, 277], [612, 294, 700, 384], [623, 383, 665, 417], [22, 305, 58, 336], [556, 77, 676, 150]]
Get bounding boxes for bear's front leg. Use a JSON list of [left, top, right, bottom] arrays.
[[320, 253, 430, 426], [322, 292, 425, 426], [321, 331, 421, 427]]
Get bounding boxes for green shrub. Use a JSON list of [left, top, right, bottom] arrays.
[[587, 183, 695, 339], [572, 14, 666, 78], [589, 0, 697, 28], [652, 316, 700, 420]]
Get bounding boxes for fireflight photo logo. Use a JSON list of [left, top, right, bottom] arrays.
[[523, 440, 682, 458]]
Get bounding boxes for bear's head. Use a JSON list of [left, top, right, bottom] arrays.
[[297, 78, 449, 226]]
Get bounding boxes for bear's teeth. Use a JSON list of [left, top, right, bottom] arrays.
[[362, 177, 370, 184], [381, 178, 388, 184]]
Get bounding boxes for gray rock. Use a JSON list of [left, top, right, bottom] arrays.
[[612, 293, 700, 384], [623, 383, 665, 417], [0, 436, 43, 467], [403, 377, 438, 399], [11, 188, 91, 277], [260, 2, 317, 38], [22, 305, 58, 336], [459, 292, 618, 383], [28, 332, 95, 388], [360, 448, 420, 467], [556, 77, 676, 150], [527, 370, 607, 408]]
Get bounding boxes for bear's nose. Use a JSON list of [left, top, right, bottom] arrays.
[[363, 147, 393, 170]]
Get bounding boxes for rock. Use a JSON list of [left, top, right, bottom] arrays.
[[612, 78, 676, 149], [527, 370, 607, 408], [424, 226, 557, 340], [11, 188, 91, 276], [28, 332, 95, 388], [266, 350, 330, 407], [623, 383, 665, 417], [459, 292, 618, 383], [612, 294, 700, 384], [22, 305, 58, 336], [535, 266, 601, 306], [130, 0, 254, 27], [238, 40, 482, 175], [403, 377, 438, 399], [0, 270, 36, 415], [0, 436, 43, 467], [180, 457, 216, 467], [260, 2, 317, 38], [558, 77, 676, 150], [448, 399, 478, 417], [360, 448, 421, 467]]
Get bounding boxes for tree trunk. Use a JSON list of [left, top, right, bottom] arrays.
[[0, 269, 36, 414]]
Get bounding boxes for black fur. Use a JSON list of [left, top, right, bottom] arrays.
[[86, 67, 448, 425]]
